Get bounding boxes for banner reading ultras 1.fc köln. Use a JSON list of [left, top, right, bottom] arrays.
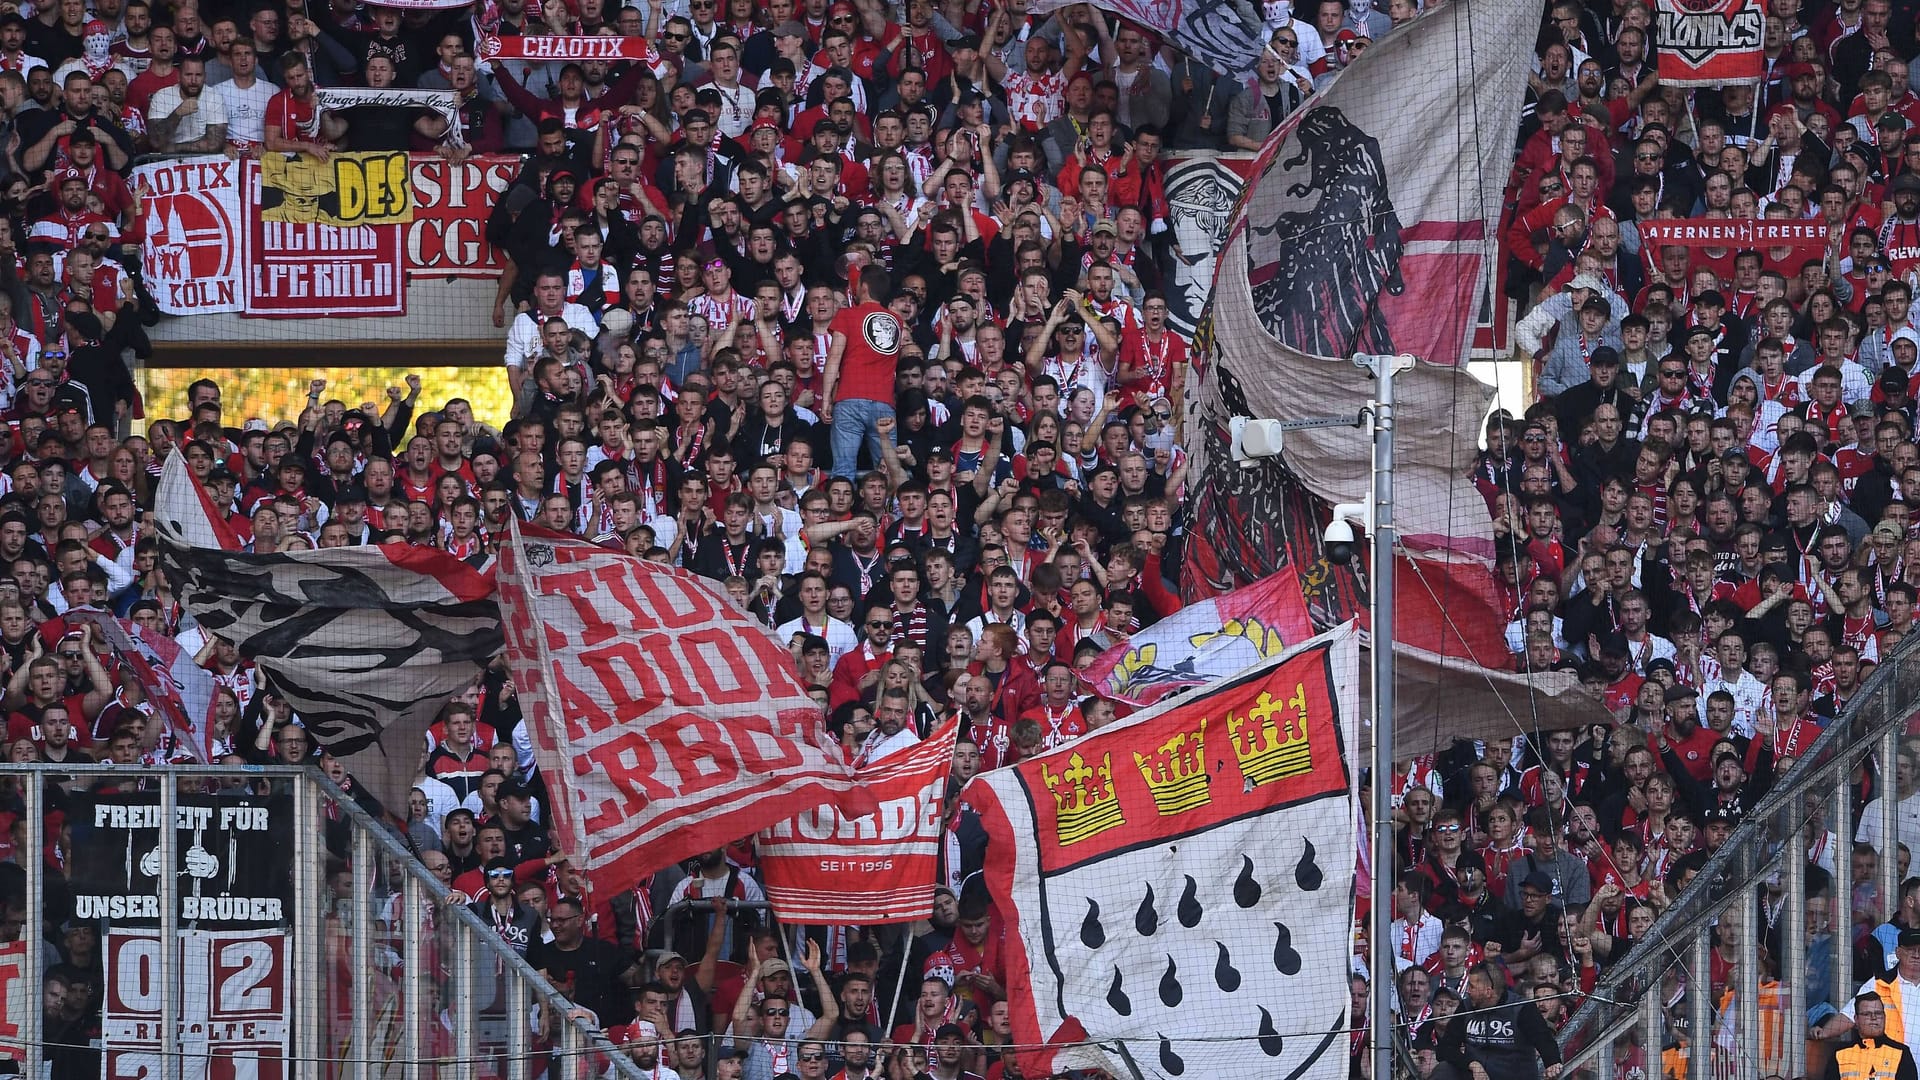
[[70, 793, 291, 928], [1656, 0, 1764, 86]]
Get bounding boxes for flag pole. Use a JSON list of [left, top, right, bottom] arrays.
[[1364, 354, 1411, 1080]]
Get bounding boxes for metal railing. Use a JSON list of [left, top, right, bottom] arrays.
[[0, 763, 650, 1080], [1556, 635, 1920, 1080]]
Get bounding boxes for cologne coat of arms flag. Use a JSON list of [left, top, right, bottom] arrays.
[[966, 624, 1360, 1080]]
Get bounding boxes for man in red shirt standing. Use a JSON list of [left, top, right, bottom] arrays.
[[822, 265, 901, 480], [263, 52, 330, 159]]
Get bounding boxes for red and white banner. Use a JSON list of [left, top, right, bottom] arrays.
[[409, 156, 516, 278], [1656, 0, 1764, 86], [243, 173, 405, 318], [1638, 217, 1827, 249], [134, 155, 243, 315], [1082, 569, 1314, 707], [66, 610, 222, 762], [136, 154, 523, 317], [757, 718, 958, 924], [0, 940, 24, 1062], [478, 34, 660, 62], [496, 520, 868, 890], [104, 930, 290, 1080], [968, 627, 1360, 1080], [1030, 0, 1267, 73]]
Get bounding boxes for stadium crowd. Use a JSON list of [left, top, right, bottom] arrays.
[[15, 0, 1920, 1073]]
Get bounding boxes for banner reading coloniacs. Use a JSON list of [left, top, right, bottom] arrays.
[[135, 155, 243, 315], [1656, 0, 1764, 86], [496, 521, 867, 891], [757, 718, 959, 924]]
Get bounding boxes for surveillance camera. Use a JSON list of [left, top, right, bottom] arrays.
[[1323, 517, 1356, 564], [1323, 504, 1368, 564]]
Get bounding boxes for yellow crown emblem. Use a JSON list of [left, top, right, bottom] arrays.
[[1227, 684, 1314, 787], [1041, 751, 1126, 845], [1133, 718, 1211, 816]]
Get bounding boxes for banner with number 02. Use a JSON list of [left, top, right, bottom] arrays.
[[103, 930, 289, 1080]]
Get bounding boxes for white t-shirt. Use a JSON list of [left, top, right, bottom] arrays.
[[148, 83, 228, 146], [212, 76, 277, 143], [775, 614, 857, 667]]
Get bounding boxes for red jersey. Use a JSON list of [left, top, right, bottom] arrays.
[[266, 89, 321, 142], [828, 302, 901, 403]]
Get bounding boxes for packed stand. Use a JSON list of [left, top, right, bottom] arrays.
[[0, 0, 1358, 1072], [9, 0, 1908, 1073], [1412, 0, 1920, 1074]]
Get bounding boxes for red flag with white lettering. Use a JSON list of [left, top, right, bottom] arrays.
[[496, 521, 867, 889], [756, 718, 959, 924]]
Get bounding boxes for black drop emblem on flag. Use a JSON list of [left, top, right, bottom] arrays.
[[1248, 106, 1406, 358]]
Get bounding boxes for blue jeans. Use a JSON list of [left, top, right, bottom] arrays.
[[830, 397, 895, 479]]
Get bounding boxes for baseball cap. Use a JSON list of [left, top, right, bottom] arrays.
[[1895, 174, 1920, 196], [1567, 272, 1606, 292], [1874, 522, 1904, 543], [1092, 220, 1118, 236], [774, 18, 807, 36], [933, 1023, 967, 1041], [1898, 927, 1920, 948], [1663, 683, 1700, 702], [760, 959, 793, 978], [1519, 871, 1553, 894], [1588, 345, 1620, 366]]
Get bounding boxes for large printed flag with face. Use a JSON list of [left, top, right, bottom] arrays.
[[1183, 0, 1536, 600], [967, 624, 1359, 1080]]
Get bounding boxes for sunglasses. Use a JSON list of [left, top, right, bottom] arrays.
[[1432, 823, 1462, 833], [1660, 369, 1686, 377], [867, 620, 890, 628], [800, 1054, 827, 1061], [763, 1009, 789, 1017]]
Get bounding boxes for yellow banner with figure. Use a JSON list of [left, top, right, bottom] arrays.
[[258, 152, 414, 226]]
